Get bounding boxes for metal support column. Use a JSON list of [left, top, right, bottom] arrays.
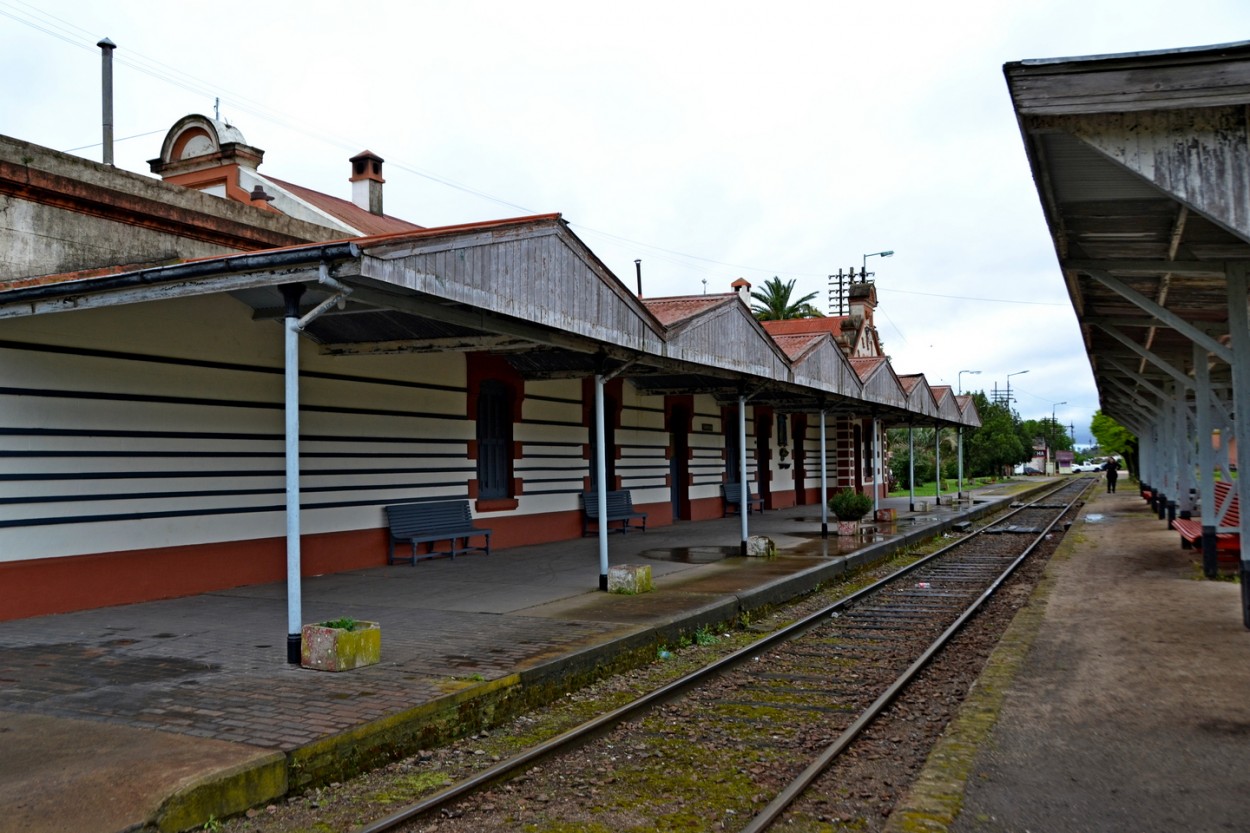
[[957, 425, 965, 500], [872, 417, 881, 515], [819, 409, 828, 539], [1225, 263, 1250, 626], [595, 374, 609, 591], [282, 284, 305, 664], [908, 426, 916, 512], [739, 394, 750, 556], [933, 424, 941, 506], [1195, 342, 1219, 577]]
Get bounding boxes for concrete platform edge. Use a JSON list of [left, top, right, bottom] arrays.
[[155, 751, 287, 833]]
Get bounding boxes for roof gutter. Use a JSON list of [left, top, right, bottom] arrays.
[[0, 241, 361, 316]]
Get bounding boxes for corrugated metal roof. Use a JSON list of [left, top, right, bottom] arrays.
[[264, 176, 424, 237]]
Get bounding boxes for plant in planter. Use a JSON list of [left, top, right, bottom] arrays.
[[301, 617, 381, 672], [828, 488, 873, 536]]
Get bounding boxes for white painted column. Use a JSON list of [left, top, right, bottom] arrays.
[[908, 426, 916, 512], [1225, 264, 1250, 626], [933, 423, 941, 506], [739, 394, 749, 555], [1194, 341, 1218, 578], [595, 374, 609, 591], [282, 285, 304, 664], [819, 410, 828, 538], [872, 417, 881, 515]]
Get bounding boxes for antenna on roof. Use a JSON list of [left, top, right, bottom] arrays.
[[214, 97, 220, 121]]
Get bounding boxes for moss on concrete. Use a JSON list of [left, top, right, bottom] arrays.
[[155, 752, 287, 833]]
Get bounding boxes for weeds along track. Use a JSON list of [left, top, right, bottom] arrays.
[[342, 479, 1093, 833]]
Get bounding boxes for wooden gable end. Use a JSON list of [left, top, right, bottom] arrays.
[[933, 388, 962, 423], [360, 219, 664, 354], [957, 395, 982, 428], [790, 337, 861, 396], [903, 378, 939, 420], [662, 302, 791, 380], [859, 363, 908, 410]]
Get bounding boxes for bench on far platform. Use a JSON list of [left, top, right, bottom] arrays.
[[385, 500, 492, 564], [580, 490, 648, 536], [721, 482, 764, 516]]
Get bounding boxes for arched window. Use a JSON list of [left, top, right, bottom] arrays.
[[476, 380, 512, 499]]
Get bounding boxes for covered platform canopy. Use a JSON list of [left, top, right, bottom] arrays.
[[0, 213, 979, 656], [1005, 40, 1250, 624]]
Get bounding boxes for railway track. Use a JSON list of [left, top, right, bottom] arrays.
[[335, 478, 1092, 833]]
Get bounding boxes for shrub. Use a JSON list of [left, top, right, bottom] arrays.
[[828, 488, 873, 521]]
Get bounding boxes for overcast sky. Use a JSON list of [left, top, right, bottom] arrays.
[[4, 0, 1249, 444]]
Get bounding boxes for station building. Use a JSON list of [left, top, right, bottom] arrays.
[[0, 114, 978, 622]]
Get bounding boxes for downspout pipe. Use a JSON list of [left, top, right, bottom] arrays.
[[282, 284, 306, 664], [295, 264, 353, 330]]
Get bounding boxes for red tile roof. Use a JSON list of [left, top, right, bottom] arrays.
[[265, 175, 424, 237], [897, 374, 924, 394], [769, 332, 825, 360], [641, 294, 735, 327], [848, 356, 887, 381], [760, 317, 849, 337]]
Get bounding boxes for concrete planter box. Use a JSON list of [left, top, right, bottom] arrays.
[[607, 564, 653, 594], [300, 620, 381, 672]]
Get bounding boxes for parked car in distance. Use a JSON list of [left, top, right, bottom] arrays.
[[1013, 464, 1043, 475], [1071, 462, 1101, 472]]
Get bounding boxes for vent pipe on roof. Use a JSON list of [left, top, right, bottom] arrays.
[[98, 38, 116, 166], [635, 259, 642, 297]]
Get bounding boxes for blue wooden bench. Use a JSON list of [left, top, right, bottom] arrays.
[[580, 490, 648, 536], [385, 500, 492, 564], [721, 481, 763, 516]]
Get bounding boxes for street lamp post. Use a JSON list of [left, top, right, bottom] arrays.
[[1050, 401, 1067, 474], [861, 250, 894, 278], [1005, 369, 1028, 408], [957, 370, 981, 498]]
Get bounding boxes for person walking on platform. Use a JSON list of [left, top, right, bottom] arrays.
[[1105, 457, 1120, 493]]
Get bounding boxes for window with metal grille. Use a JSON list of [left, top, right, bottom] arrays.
[[476, 380, 512, 499]]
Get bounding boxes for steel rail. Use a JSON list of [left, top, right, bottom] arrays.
[[353, 481, 1083, 833], [739, 478, 1091, 832]]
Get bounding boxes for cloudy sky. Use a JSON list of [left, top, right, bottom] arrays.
[[3, 0, 1249, 444]]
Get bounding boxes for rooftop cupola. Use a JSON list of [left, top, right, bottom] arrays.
[[349, 150, 385, 216]]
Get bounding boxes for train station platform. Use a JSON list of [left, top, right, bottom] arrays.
[[5, 478, 1245, 833], [890, 485, 1250, 833]]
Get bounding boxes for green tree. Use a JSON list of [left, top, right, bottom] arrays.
[[886, 426, 958, 489], [1090, 410, 1138, 476], [749, 276, 823, 320], [964, 393, 1026, 477]]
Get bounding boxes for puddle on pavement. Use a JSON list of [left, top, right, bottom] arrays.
[[1084, 513, 1105, 523], [639, 545, 742, 563]]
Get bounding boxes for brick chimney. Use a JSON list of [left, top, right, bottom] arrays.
[[349, 150, 385, 215]]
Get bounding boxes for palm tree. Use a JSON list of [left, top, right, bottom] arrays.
[[749, 276, 824, 320]]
